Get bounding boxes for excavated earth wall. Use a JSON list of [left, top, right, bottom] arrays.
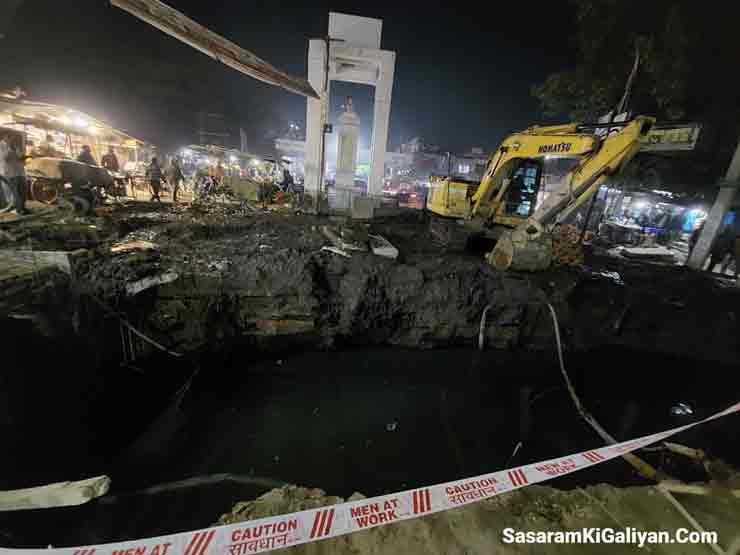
[[5, 203, 740, 368]]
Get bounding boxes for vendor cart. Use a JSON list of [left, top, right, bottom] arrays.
[[26, 157, 115, 204]]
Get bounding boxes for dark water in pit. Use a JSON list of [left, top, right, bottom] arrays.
[[168, 347, 739, 495], [2, 342, 739, 547]]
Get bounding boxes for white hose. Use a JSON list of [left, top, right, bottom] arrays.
[[542, 298, 725, 552], [478, 303, 494, 351], [545, 303, 573, 404], [545, 302, 618, 445]]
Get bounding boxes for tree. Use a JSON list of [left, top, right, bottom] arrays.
[[533, 1, 740, 184], [533, 1, 737, 122]]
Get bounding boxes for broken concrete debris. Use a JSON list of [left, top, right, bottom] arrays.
[[0, 250, 73, 275], [111, 239, 157, 254], [619, 245, 677, 264], [321, 224, 398, 259], [0, 476, 110, 512], [125, 271, 179, 296], [368, 234, 398, 259], [321, 225, 367, 252], [320, 245, 351, 258]]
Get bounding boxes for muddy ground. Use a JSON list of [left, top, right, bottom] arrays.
[[3, 199, 738, 364], [2, 200, 740, 551], [2, 201, 738, 489]]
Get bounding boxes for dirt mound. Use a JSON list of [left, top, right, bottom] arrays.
[[217, 484, 740, 554]]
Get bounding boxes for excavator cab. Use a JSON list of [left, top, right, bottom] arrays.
[[468, 157, 546, 229], [500, 159, 543, 218]]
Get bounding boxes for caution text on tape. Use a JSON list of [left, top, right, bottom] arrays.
[[3, 401, 739, 555]]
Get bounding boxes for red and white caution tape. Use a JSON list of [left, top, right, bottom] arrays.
[[3, 401, 739, 555]]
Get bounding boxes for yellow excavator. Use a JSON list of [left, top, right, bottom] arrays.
[[427, 116, 657, 271]]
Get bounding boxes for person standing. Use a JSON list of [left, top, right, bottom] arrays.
[[707, 225, 735, 273], [688, 219, 705, 260], [0, 133, 29, 215], [212, 161, 225, 185], [101, 146, 120, 172], [167, 157, 185, 202], [147, 157, 163, 202], [735, 227, 740, 281], [77, 145, 97, 166]]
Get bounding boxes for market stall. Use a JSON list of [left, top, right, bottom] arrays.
[[595, 187, 706, 246], [177, 145, 285, 202], [0, 95, 153, 202]]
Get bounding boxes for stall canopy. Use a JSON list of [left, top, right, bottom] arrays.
[[0, 93, 151, 167], [179, 144, 287, 180], [180, 144, 261, 162]]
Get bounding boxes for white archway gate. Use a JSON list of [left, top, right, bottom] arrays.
[[304, 12, 396, 199]]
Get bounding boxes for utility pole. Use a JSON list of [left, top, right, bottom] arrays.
[[314, 35, 344, 215], [686, 137, 740, 270], [315, 34, 331, 215]]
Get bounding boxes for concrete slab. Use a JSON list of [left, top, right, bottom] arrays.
[[329, 12, 382, 49], [0, 250, 72, 315], [0, 250, 72, 278], [0, 476, 110, 512]]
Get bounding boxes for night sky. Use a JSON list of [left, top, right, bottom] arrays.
[[1, 0, 577, 155]]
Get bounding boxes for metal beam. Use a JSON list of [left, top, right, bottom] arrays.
[[686, 137, 740, 271], [110, 0, 318, 99]]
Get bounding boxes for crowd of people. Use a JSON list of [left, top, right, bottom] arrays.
[[71, 143, 192, 204], [0, 124, 307, 216]]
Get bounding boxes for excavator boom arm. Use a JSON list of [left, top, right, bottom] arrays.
[[529, 117, 654, 227], [471, 128, 601, 216], [471, 117, 654, 226]]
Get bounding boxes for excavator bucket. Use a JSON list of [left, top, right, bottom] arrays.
[[486, 225, 553, 272]]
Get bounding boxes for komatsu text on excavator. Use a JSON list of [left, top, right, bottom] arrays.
[[427, 116, 656, 271]]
